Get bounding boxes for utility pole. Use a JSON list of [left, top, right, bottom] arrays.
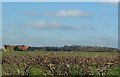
[[106, 38, 109, 51], [107, 38, 109, 47]]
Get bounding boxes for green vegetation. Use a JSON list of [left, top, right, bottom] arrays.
[[2, 51, 120, 76]]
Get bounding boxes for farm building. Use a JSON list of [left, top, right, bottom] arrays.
[[4, 45, 30, 51], [14, 45, 30, 51], [4, 45, 16, 51]]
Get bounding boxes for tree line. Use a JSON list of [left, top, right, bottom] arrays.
[[27, 45, 119, 52]]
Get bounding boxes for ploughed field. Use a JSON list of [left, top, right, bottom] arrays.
[[2, 51, 120, 76]]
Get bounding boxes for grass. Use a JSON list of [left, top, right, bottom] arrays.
[[2, 51, 120, 76], [2, 51, 119, 56]]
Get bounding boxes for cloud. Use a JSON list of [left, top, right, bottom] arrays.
[[103, 0, 119, 2], [21, 11, 39, 16], [3, 28, 27, 38], [26, 21, 61, 30], [22, 9, 92, 18], [47, 9, 92, 17], [3, 28, 15, 35], [0, 38, 2, 42], [93, 36, 112, 41], [7, 30, 15, 34], [100, 2, 118, 6], [91, 35, 118, 47], [25, 20, 95, 31]]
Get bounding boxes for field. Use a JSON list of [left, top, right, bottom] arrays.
[[2, 51, 120, 76]]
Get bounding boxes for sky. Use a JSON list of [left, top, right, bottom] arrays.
[[2, 2, 118, 48], [0, 2, 1, 48], [1, 0, 119, 2]]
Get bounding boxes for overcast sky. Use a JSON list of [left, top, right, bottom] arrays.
[[2, 2, 118, 48]]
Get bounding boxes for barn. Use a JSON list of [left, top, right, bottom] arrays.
[[4, 45, 30, 51], [14, 45, 30, 51], [4, 45, 16, 51]]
